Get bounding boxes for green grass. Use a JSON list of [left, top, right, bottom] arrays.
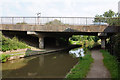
[[69, 40, 81, 45], [0, 54, 11, 63], [66, 50, 93, 79], [100, 49, 119, 79], [2, 36, 29, 52]]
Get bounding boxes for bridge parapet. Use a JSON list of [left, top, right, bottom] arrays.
[[1, 17, 120, 26]]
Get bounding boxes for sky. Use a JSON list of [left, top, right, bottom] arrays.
[[0, 0, 120, 17]]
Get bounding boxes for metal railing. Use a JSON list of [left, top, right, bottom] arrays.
[[0, 17, 120, 26]]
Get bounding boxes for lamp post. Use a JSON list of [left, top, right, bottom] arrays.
[[37, 12, 41, 25]]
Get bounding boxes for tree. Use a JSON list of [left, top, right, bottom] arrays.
[[94, 10, 120, 26], [94, 15, 104, 22], [45, 19, 63, 25], [95, 10, 120, 61], [103, 10, 115, 17], [92, 36, 99, 42], [16, 22, 27, 24]]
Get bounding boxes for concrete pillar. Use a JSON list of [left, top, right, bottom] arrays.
[[101, 38, 106, 49], [39, 37, 44, 48], [56, 38, 59, 46]]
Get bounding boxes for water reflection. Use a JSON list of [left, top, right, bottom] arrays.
[[69, 48, 85, 57], [2, 57, 37, 71], [2, 51, 78, 78], [39, 55, 44, 66]]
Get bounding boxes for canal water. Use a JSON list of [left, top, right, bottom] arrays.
[[2, 49, 81, 78]]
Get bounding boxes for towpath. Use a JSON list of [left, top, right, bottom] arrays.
[[86, 50, 111, 78]]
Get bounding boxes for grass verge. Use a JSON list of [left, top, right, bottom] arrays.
[[100, 49, 119, 79], [2, 36, 29, 52], [66, 50, 93, 79]]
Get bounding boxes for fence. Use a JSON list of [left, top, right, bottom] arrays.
[[0, 17, 120, 26]]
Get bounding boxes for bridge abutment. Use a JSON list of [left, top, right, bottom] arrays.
[[39, 37, 44, 49], [98, 33, 107, 49]]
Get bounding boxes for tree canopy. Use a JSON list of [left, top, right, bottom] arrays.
[[45, 19, 63, 25], [94, 10, 120, 26]]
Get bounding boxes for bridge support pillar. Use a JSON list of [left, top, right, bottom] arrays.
[[101, 38, 106, 49], [98, 33, 107, 49], [39, 37, 44, 49]]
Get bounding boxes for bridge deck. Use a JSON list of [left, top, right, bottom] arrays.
[[0, 24, 119, 33]]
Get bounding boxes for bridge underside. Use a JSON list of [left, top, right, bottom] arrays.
[[2, 30, 115, 49]]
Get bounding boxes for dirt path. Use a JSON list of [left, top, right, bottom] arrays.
[[86, 50, 111, 78]]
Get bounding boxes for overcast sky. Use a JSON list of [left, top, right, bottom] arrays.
[[0, 0, 119, 17]]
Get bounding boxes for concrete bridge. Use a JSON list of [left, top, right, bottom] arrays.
[[0, 17, 120, 49]]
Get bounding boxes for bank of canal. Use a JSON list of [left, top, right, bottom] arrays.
[[0, 45, 80, 62]]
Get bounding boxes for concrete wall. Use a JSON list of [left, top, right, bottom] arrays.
[[1, 24, 119, 33]]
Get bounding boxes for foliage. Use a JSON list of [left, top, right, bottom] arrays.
[[0, 32, 2, 51], [70, 35, 95, 42], [94, 10, 120, 26], [16, 22, 27, 24], [103, 10, 115, 17], [45, 19, 63, 25], [92, 36, 99, 42], [66, 50, 93, 79], [107, 33, 120, 61], [100, 49, 119, 79], [0, 54, 10, 62], [69, 35, 99, 48], [69, 40, 80, 45], [94, 9, 120, 64], [94, 9, 120, 62], [70, 35, 79, 41], [113, 34, 120, 60], [2, 36, 29, 52]]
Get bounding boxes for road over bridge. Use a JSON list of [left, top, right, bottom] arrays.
[[0, 17, 120, 48]]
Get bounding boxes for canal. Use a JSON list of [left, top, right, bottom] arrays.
[[2, 49, 80, 78]]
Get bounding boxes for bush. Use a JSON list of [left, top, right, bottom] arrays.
[[2, 36, 28, 52], [16, 22, 27, 24], [0, 54, 10, 62]]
